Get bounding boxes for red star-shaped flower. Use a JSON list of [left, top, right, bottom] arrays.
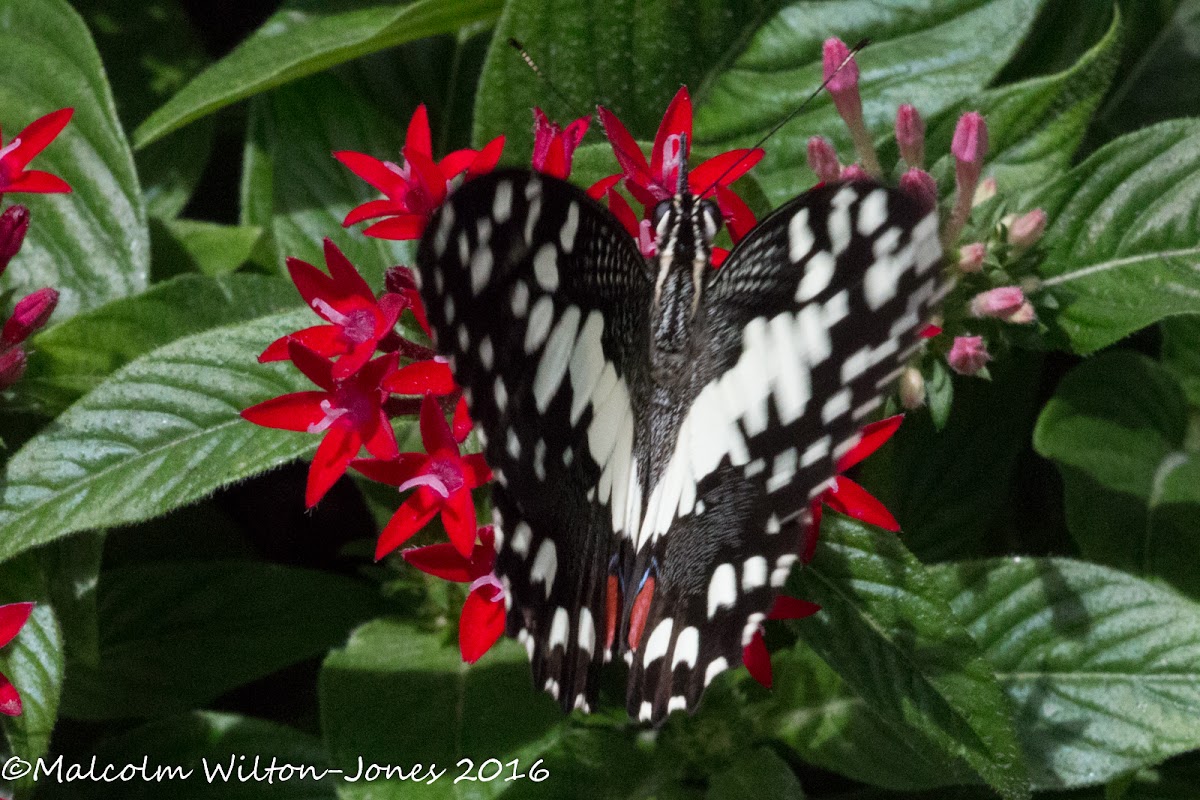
[[0, 602, 34, 716], [259, 240, 406, 380], [336, 105, 504, 241], [403, 525, 505, 664], [597, 87, 762, 217], [531, 108, 589, 179], [352, 393, 491, 560], [0, 109, 73, 197], [241, 343, 400, 507], [743, 595, 822, 689]]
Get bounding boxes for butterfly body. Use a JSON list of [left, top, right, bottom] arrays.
[[415, 167, 942, 724]]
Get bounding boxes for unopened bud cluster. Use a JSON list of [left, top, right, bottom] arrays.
[[0, 205, 58, 390]]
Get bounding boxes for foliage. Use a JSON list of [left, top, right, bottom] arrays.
[[0, 0, 1198, 798]]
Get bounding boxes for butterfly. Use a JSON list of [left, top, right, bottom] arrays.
[[414, 158, 942, 725]]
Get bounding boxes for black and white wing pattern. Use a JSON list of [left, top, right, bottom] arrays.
[[620, 182, 943, 722], [415, 170, 651, 713]]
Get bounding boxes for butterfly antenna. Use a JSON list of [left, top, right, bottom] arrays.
[[508, 38, 591, 121], [698, 37, 871, 197]]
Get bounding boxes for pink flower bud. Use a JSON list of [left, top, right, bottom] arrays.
[[0, 346, 27, 390], [2, 287, 58, 346], [947, 335, 990, 376], [970, 286, 1025, 319], [895, 104, 925, 168], [899, 366, 926, 409], [0, 205, 30, 276], [806, 136, 841, 183], [841, 163, 869, 181], [973, 176, 997, 207], [958, 242, 986, 272], [1006, 301, 1037, 324], [1010, 208, 1047, 249], [899, 168, 937, 214], [952, 111, 988, 167], [822, 37, 859, 94], [822, 38, 881, 176]]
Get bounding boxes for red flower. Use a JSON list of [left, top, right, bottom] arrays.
[[0, 602, 34, 716], [744, 595, 822, 689], [241, 343, 400, 507], [0, 108, 73, 197], [597, 87, 762, 218], [259, 240, 404, 380], [336, 105, 504, 241], [403, 526, 505, 664], [351, 394, 491, 560], [531, 108, 589, 179]]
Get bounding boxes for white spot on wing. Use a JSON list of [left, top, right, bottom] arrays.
[[742, 556, 768, 592], [511, 280, 529, 317], [492, 180, 513, 223], [548, 606, 568, 650], [524, 295, 554, 353], [704, 657, 728, 686], [796, 251, 835, 301], [788, 208, 814, 262], [672, 626, 699, 669], [707, 563, 737, 619], [578, 607, 596, 657], [533, 243, 559, 291], [857, 189, 887, 236], [532, 305, 581, 412], [511, 521, 532, 558], [560, 202, 580, 252], [532, 539, 558, 599], [643, 618, 673, 666]]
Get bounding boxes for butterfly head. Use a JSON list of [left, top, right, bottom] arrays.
[[649, 142, 723, 358]]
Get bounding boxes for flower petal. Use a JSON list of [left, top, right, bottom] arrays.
[[323, 238, 375, 301], [350, 453, 428, 486], [742, 629, 772, 689], [836, 414, 904, 472], [597, 105, 651, 187], [441, 487, 479, 557], [419, 392, 458, 456], [0, 602, 33, 648], [259, 325, 344, 363], [375, 490, 440, 560], [452, 396, 473, 443], [333, 151, 405, 196], [306, 422, 362, 507], [363, 408, 400, 461], [240, 391, 330, 431], [714, 184, 756, 243], [343, 198, 403, 226], [824, 476, 900, 532], [385, 359, 456, 395], [651, 86, 692, 178], [460, 453, 492, 489], [7, 108, 73, 170], [0, 672, 22, 716], [459, 587, 505, 664], [768, 596, 821, 620], [468, 136, 505, 177], [362, 214, 428, 241], [689, 148, 763, 194], [402, 541, 474, 581], [405, 104, 432, 159], [287, 341, 336, 391], [2, 170, 72, 194]]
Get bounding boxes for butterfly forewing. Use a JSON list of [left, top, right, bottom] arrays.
[[415, 170, 651, 713]]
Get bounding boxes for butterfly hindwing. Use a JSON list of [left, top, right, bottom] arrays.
[[622, 181, 943, 723], [415, 170, 652, 713]]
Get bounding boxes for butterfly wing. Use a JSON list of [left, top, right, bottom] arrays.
[[415, 169, 652, 713], [624, 181, 944, 723]]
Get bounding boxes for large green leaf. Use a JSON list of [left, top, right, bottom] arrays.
[[0, 555, 63, 800], [75, 0, 214, 219], [39, 712, 335, 800], [474, 0, 782, 155], [696, 0, 1049, 204], [134, 0, 503, 148], [921, 10, 1122, 195], [1034, 351, 1200, 599], [11, 273, 297, 416], [251, 72, 414, 286], [790, 515, 1029, 799], [747, 642, 977, 790], [0, 308, 322, 564], [938, 558, 1200, 789], [1032, 120, 1200, 354], [0, 0, 147, 318], [319, 619, 562, 798], [62, 561, 381, 719]]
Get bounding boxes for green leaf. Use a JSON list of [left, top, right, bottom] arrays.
[[0, 0, 148, 318], [1032, 119, 1200, 354], [474, 0, 780, 156], [1161, 315, 1200, 408], [790, 515, 1030, 799], [252, 72, 413, 287], [0, 308, 323, 564], [319, 619, 561, 798], [746, 644, 977, 790], [696, 0, 1050, 205], [860, 353, 1043, 561], [39, 712, 335, 800], [75, 0, 214, 218], [706, 746, 804, 800], [0, 561, 63, 799], [62, 561, 381, 719], [937, 557, 1200, 790], [154, 219, 264, 278], [11, 273, 298, 417], [134, 0, 503, 148], [1034, 351, 1200, 598], [923, 9, 1122, 194], [38, 531, 104, 667]]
